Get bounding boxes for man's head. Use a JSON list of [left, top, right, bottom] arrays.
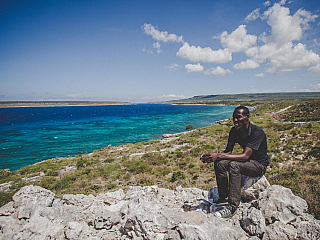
[[233, 106, 250, 130]]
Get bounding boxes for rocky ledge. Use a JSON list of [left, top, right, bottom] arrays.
[[0, 180, 319, 240]]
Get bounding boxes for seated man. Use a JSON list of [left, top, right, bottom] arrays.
[[200, 106, 269, 219]]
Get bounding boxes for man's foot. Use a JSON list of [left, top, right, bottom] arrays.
[[213, 198, 228, 204], [214, 207, 237, 219]]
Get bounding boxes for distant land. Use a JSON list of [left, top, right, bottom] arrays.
[[0, 101, 131, 108], [1, 92, 320, 107], [164, 92, 320, 104]]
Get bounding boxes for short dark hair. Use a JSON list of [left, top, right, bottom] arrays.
[[234, 105, 249, 116]]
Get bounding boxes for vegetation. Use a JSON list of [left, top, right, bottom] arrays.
[[1, 98, 320, 219]]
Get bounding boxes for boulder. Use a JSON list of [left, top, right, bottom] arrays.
[[259, 185, 308, 224], [12, 185, 55, 219]]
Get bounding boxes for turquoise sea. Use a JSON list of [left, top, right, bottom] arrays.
[[0, 104, 235, 171]]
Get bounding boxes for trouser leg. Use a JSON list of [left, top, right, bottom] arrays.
[[214, 160, 231, 200], [228, 160, 266, 211]]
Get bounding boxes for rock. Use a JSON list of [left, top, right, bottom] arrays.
[[297, 217, 320, 240], [0, 184, 318, 239], [262, 221, 297, 240], [162, 134, 174, 138], [12, 185, 55, 219], [240, 207, 265, 237], [0, 202, 14, 216], [241, 175, 270, 202], [94, 209, 121, 230], [259, 185, 308, 224]]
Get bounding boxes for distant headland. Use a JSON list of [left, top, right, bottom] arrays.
[[0, 101, 132, 108]]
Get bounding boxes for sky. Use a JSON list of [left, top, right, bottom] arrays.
[[0, 0, 320, 103]]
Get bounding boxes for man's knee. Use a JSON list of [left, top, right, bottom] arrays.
[[214, 159, 228, 169], [229, 161, 241, 174]]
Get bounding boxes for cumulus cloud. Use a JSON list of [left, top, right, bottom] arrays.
[[142, 1, 320, 76], [233, 59, 260, 70], [309, 63, 320, 73], [153, 42, 162, 53], [245, 8, 261, 22], [185, 63, 204, 73], [176, 42, 232, 63], [262, 3, 318, 46], [142, 23, 183, 43], [263, 1, 271, 7], [243, 1, 320, 73], [255, 73, 265, 77], [257, 42, 320, 73], [204, 66, 231, 75], [220, 25, 257, 53], [169, 63, 180, 71]]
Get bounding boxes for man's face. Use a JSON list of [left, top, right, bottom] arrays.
[[233, 109, 249, 130]]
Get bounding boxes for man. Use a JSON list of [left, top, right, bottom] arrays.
[[200, 106, 269, 219]]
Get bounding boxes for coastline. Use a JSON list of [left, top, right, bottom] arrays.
[[0, 101, 133, 108]]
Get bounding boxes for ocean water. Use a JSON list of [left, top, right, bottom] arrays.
[[0, 104, 235, 171]]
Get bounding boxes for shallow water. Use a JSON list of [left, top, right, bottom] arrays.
[[0, 104, 235, 170]]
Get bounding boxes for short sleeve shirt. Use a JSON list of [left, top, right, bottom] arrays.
[[226, 122, 270, 166]]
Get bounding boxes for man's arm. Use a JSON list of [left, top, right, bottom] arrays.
[[200, 147, 253, 163]]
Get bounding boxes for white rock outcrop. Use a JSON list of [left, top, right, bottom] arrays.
[[0, 182, 319, 240]]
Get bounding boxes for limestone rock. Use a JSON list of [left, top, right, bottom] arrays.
[[297, 217, 320, 240], [262, 221, 297, 240], [240, 207, 265, 236], [12, 185, 55, 219], [259, 185, 308, 224], [0, 184, 318, 239], [241, 175, 270, 202]]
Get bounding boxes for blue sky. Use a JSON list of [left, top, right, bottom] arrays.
[[1, 0, 320, 102]]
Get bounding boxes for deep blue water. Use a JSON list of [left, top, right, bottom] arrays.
[[0, 104, 235, 171]]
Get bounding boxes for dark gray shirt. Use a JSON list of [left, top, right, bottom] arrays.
[[224, 122, 270, 166]]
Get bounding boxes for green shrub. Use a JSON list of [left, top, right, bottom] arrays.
[[170, 170, 186, 182], [273, 123, 294, 131], [139, 177, 154, 186], [124, 160, 150, 173], [308, 146, 320, 159], [186, 125, 194, 130]]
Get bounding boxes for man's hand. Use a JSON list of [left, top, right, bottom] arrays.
[[200, 153, 219, 163]]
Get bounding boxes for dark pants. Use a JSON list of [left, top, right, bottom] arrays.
[[214, 160, 266, 211]]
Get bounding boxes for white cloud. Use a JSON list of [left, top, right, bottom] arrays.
[[309, 63, 320, 73], [185, 63, 204, 73], [255, 73, 265, 77], [142, 94, 187, 101], [204, 66, 231, 75], [310, 83, 320, 91], [176, 42, 232, 63], [153, 42, 162, 53], [220, 25, 257, 53], [259, 42, 320, 73], [233, 59, 260, 70], [169, 63, 180, 71], [245, 8, 261, 22], [243, 2, 320, 73], [262, 2, 318, 46], [142, 23, 183, 43], [263, 1, 271, 7], [142, 47, 153, 54]]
